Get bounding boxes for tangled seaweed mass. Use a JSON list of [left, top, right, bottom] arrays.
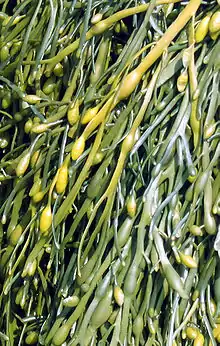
[[0, 0, 220, 345]]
